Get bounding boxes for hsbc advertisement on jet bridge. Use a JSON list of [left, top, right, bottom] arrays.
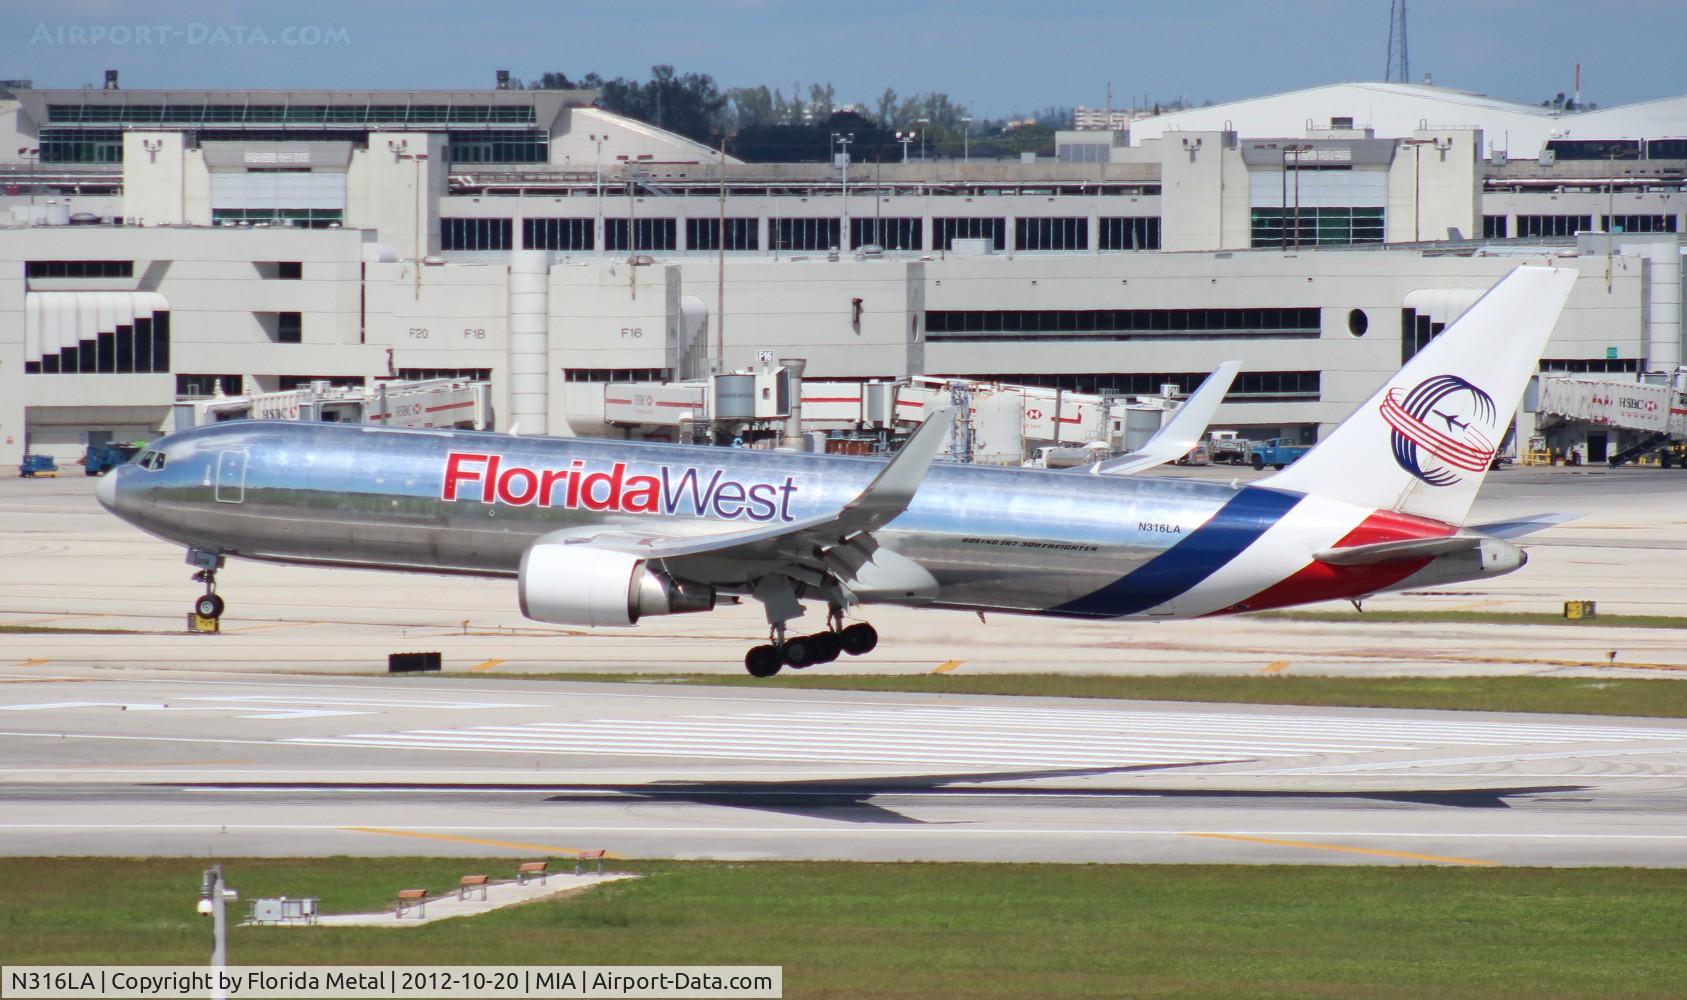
[[1538, 378, 1674, 433]]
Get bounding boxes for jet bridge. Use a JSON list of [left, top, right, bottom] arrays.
[[1535, 374, 1687, 465]]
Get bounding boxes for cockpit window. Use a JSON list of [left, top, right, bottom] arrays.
[[135, 450, 167, 471]]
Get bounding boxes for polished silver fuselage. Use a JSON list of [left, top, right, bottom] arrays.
[[106, 421, 1262, 618]]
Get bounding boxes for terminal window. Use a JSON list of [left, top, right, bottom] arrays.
[[688, 218, 760, 251], [1515, 215, 1592, 238], [447, 130, 550, 164], [176, 373, 242, 397], [212, 208, 343, 228], [1603, 214, 1678, 234], [932, 217, 1006, 252], [849, 218, 921, 251], [263, 312, 303, 344], [442, 218, 513, 251], [1250, 207, 1384, 247], [1400, 309, 1447, 364], [940, 370, 1320, 402], [605, 218, 678, 252], [37, 127, 122, 162], [1099, 217, 1161, 250], [1015, 217, 1088, 251], [1483, 215, 1509, 238], [27, 260, 134, 278], [771, 217, 841, 252], [565, 368, 674, 382], [28, 310, 169, 376], [524, 218, 594, 251], [925, 308, 1321, 342], [398, 368, 492, 382]]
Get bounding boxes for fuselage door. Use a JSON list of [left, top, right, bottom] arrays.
[[215, 449, 247, 504]]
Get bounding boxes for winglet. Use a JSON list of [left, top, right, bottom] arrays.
[[840, 406, 956, 530], [1089, 361, 1241, 476]]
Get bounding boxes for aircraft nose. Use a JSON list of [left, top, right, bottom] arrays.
[[94, 467, 119, 512]]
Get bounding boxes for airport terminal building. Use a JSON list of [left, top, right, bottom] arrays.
[[1, 79, 1683, 465]]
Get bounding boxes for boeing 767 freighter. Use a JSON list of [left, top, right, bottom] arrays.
[[98, 265, 1577, 676]]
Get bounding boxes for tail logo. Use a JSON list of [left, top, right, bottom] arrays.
[[1379, 375, 1497, 486]]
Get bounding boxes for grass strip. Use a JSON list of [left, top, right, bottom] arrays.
[[454, 673, 1687, 718], [4, 858, 1684, 998]]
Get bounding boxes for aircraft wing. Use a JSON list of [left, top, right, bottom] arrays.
[[544, 408, 956, 570], [1313, 536, 1480, 566], [1467, 512, 1581, 539], [1086, 361, 1241, 476]]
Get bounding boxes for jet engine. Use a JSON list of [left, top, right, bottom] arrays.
[[518, 540, 715, 627]]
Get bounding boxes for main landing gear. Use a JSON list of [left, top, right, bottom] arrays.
[[743, 610, 879, 678], [188, 549, 226, 620]]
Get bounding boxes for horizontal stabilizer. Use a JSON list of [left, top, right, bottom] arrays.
[[1468, 512, 1580, 539], [1313, 536, 1479, 566], [1089, 361, 1241, 476]]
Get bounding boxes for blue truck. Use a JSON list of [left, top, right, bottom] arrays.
[[18, 454, 59, 478], [1249, 437, 1312, 470], [83, 442, 142, 476]]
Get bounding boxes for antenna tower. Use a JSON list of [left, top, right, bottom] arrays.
[[1385, 0, 1410, 83]]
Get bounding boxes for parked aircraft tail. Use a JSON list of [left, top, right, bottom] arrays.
[[1263, 265, 1578, 525]]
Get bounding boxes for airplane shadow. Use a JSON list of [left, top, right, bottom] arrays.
[[168, 762, 1591, 826]]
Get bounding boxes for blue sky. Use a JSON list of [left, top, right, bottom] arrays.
[[4, 0, 1683, 117]]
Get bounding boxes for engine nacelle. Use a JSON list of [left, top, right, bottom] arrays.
[[518, 541, 715, 627]]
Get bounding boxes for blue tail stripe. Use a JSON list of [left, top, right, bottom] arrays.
[[1051, 486, 1304, 618]]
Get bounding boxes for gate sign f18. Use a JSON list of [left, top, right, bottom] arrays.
[[1537, 377, 1675, 434]]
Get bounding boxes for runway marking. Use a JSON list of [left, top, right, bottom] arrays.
[[0, 824, 1682, 842], [343, 826, 617, 858], [1244, 743, 1687, 774], [1262, 660, 1290, 674], [2, 614, 112, 626], [470, 659, 507, 673], [283, 704, 1687, 769], [1189, 832, 1501, 867], [220, 621, 308, 634], [933, 660, 964, 674]]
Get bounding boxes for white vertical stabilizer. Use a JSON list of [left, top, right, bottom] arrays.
[[1263, 265, 1577, 524]]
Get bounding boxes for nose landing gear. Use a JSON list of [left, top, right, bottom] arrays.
[[188, 549, 226, 620]]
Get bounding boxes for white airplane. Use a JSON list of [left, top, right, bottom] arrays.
[[98, 265, 1578, 676]]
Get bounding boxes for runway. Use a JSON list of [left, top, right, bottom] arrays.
[[1, 672, 1683, 866]]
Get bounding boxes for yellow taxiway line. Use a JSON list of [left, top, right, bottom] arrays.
[[1190, 832, 1499, 867], [343, 826, 618, 858], [933, 659, 965, 674], [470, 659, 507, 673], [1261, 660, 1290, 674]]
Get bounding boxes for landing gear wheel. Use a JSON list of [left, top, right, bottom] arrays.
[[194, 593, 225, 620], [745, 644, 783, 678], [811, 631, 843, 663], [781, 636, 818, 669], [839, 622, 879, 656]]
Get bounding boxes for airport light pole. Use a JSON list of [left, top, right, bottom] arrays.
[[590, 133, 607, 253], [915, 117, 930, 160], [1400, 136, 1453, 243], [960, 117, 973, 163], [832, 132, 853, 250], [197, 865, 238, 1000], [894, 131, 915, 162], [1279, 143, 1312, 250], [17, 146, 38, 216], [387, 140, 427, 298]]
